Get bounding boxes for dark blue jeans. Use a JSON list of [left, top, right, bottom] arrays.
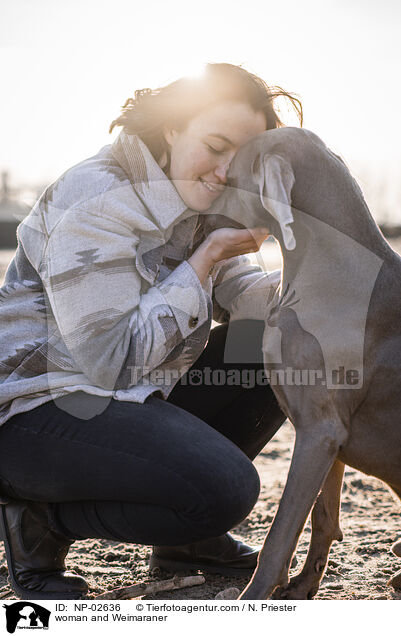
[[0, 322, 285, 546]]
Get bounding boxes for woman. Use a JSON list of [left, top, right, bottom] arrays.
[[0, 63, 302, 599]]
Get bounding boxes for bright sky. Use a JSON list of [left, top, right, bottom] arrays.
[[1, 0, 401, 220]]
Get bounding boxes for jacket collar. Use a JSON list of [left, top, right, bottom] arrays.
[[110, 130, 202, 284], [110, 131, 191, 231]]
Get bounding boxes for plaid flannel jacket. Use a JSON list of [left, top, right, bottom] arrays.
[[0, 131, 280, 424]]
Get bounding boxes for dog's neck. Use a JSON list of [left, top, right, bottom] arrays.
[[279, 208, 383, 286], [270, 209, 384, 390]]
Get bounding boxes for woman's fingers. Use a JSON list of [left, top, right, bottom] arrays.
[[231, 227, 269, 243], [233, 227, 270, 250]]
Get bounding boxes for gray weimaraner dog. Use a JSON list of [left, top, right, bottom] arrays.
[[208, 127, 401, 599]]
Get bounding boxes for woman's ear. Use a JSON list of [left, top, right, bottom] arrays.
[[159, 127, 174, 172], [163, 126, 176, 147], [254, 153, 296, 251], [158, 151, 168, 170]]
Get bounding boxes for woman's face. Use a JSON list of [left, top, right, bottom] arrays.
[[163, 100, 267, 211]]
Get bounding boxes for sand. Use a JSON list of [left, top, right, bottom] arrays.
[[0, 239, 400, 601]]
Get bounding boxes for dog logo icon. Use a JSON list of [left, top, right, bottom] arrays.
[[3, 602, 50, 633]]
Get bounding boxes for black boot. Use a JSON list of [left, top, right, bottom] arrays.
[[0, 498, 88, 600], [149, 532, 259, 576]]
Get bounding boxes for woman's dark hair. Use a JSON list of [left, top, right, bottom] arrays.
[[109, 63, 303, 173]]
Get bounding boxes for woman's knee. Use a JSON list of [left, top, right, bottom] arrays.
[[194, 449, 261, 537]]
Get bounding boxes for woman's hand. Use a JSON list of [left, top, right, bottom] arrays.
[[204, 226, 270, 263], [188, 226, 270, 285]]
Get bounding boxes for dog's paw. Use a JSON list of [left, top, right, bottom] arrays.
[[272, 574, 320, 600]]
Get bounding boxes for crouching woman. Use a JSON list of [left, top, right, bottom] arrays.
[[0, 63, 301, 599]]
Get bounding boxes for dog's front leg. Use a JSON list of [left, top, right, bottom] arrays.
[[273, 459, 345, 599], [239, 418, 347, 600]]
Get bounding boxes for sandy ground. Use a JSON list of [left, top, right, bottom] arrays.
[[0, 238, 400, 601]]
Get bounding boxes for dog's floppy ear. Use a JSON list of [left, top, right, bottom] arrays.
[[253, 153, 296, 250]]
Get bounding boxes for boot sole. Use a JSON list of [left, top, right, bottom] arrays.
[[0, 504, 87, 600], [149, 555, 254, 577]]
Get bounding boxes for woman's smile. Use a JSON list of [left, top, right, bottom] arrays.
[[199, 177, 225, 194]]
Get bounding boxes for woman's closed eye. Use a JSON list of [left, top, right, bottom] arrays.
[[206, 144, 226, 155]]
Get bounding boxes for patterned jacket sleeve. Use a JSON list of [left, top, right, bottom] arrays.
[[212, 254, 281, 323], [40, 208, 209, 391]]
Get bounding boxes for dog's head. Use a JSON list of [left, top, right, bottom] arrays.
[[205, 128, 299, 251]]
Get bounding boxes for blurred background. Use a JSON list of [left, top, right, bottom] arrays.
[[1, 0, 401, 256]]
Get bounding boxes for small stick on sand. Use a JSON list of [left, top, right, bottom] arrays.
[[94, 574, 206, 600], [0, 587, 13, 599]]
